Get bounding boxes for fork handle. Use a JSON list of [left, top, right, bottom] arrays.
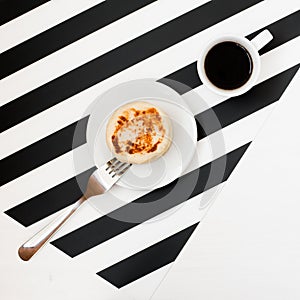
[[18, 196, 86, 261]]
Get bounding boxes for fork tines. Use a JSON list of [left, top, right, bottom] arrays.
[[106, 158, 131, 177]]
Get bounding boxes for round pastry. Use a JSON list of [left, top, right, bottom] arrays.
[[106, 101, 172, 164]]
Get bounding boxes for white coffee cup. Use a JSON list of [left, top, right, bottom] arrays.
[[197, 30, 273, 97]]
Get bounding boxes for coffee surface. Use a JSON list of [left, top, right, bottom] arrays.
[[204, 41, 253, 90]]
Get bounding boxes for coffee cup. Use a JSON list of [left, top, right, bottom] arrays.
[[197, 30, 273, 97]]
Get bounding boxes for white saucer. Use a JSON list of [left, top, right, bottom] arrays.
[[86, 79, 197, 191]]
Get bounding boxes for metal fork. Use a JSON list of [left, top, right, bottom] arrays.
[[18, 158, 131, 261]]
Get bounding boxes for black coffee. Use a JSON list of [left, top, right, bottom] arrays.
[[204, 41, 253, 90]]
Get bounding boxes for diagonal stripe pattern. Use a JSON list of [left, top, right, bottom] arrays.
[[51, 143, 250, 257], [0, 0, 157, 80], [1, 0, 299, 291]]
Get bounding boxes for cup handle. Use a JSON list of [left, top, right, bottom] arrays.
[[250, 29, 273, 51]]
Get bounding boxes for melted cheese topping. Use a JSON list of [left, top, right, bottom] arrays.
[[106, 102, 172, 164], [112, 107, 165, 155]]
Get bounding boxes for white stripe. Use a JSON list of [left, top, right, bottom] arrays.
[[0, 0, 209, 105], [0, 1, 298, 163], [0, 0, 105, 53], [0, 144, 92, 212], [0, 35, 299, 161]]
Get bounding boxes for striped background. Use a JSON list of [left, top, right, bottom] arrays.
[[0, 0, 299, 297]]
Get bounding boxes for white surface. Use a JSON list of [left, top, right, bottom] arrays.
[[0, 0, 299, 299]]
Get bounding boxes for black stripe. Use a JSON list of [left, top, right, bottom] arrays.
[[4, 167, 95, 227], [0, 0, 262, 133], [97, 223, 199, 288], [0, 0, 49, 26], [161, 10, 300, 94], [51, 143, 249, 257], [0, 117, 88, 187], [0, 0, 157, 80], [158, 62, 202, 94], [196, 64, 299, 140]]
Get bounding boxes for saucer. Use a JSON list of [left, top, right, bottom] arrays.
[[87, 79, 197, 191]]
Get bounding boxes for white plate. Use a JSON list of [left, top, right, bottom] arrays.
[[86, 79, 197, 191]]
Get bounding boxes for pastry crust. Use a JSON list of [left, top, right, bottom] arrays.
[[106, 101, 172, 164]]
